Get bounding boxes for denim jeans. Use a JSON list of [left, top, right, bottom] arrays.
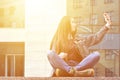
[[47, 50, 100, 73]]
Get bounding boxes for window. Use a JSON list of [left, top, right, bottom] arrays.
[[105, 50, 115, 60], [104, 0, 113, 4], [73, 0, 82, 9], [6, 54, 24, 76], [90, 0, 96, 6], [91, 14, 98, 25], [0, 42, 24, 77], [73, 16, 82, 25], [94, 68, 99, 76], [105, 68, 114, 77], [0, 0, 25, 28]]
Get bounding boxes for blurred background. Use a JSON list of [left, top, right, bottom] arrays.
[[0, 0, 119, 77], [67, 0, 120, 77]]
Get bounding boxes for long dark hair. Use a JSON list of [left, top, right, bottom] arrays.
[[50, 16, 76, 54]]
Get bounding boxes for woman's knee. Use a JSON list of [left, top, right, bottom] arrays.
[[93, 51, 100, 61]]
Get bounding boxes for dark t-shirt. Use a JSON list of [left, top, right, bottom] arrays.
[[61, 39, 83, 66]]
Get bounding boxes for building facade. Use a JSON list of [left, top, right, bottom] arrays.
[[0, 0, 25, 77], [67, 0, 120, 77], [0, 0, 25, 28]]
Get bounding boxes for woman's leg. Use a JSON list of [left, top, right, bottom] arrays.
[[75, 51, 100, 71], [47, 50, 71, 72]]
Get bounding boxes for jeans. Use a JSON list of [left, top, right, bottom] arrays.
[[47, 50, 100, 73]]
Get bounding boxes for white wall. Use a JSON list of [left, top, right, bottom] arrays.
[[25, 0, 66, 77], [0, 29, 25, 42]]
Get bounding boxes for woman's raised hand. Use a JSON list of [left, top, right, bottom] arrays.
[[103, 13, 112, 29]]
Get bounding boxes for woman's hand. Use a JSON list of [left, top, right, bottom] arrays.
[[59, 52, 67, 59], [103, 13, 112, 29]]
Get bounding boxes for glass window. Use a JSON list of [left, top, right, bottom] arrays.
[[7, 54, 24, 76], [105, 50, 115, 60], [90, 0, 96, 6], [73, 16, 82, 24], [94, 68, 99, 76], [105, 68, 114, 77], [0, 0, 25, 28], [73, 0, 82, 9], [91, 14, 98, 25], [104, 0, 113, 4]]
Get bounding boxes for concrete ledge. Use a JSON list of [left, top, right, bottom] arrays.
[[0, 77, 120, 80]]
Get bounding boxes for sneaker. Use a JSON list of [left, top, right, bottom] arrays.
[[74, 68, 94, 77], [55, 68, 72, 77], [68, 67, 76, 76]]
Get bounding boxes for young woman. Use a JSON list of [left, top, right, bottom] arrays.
[[47, 13, 111, 77]]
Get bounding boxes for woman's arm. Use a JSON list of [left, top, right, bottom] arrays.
[[84, 13, 112, 47]]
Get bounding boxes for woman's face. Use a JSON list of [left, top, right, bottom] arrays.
[[70, 18, 77, 32]]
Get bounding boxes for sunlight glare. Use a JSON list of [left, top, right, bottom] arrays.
[[25, 0, 66, 77]]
